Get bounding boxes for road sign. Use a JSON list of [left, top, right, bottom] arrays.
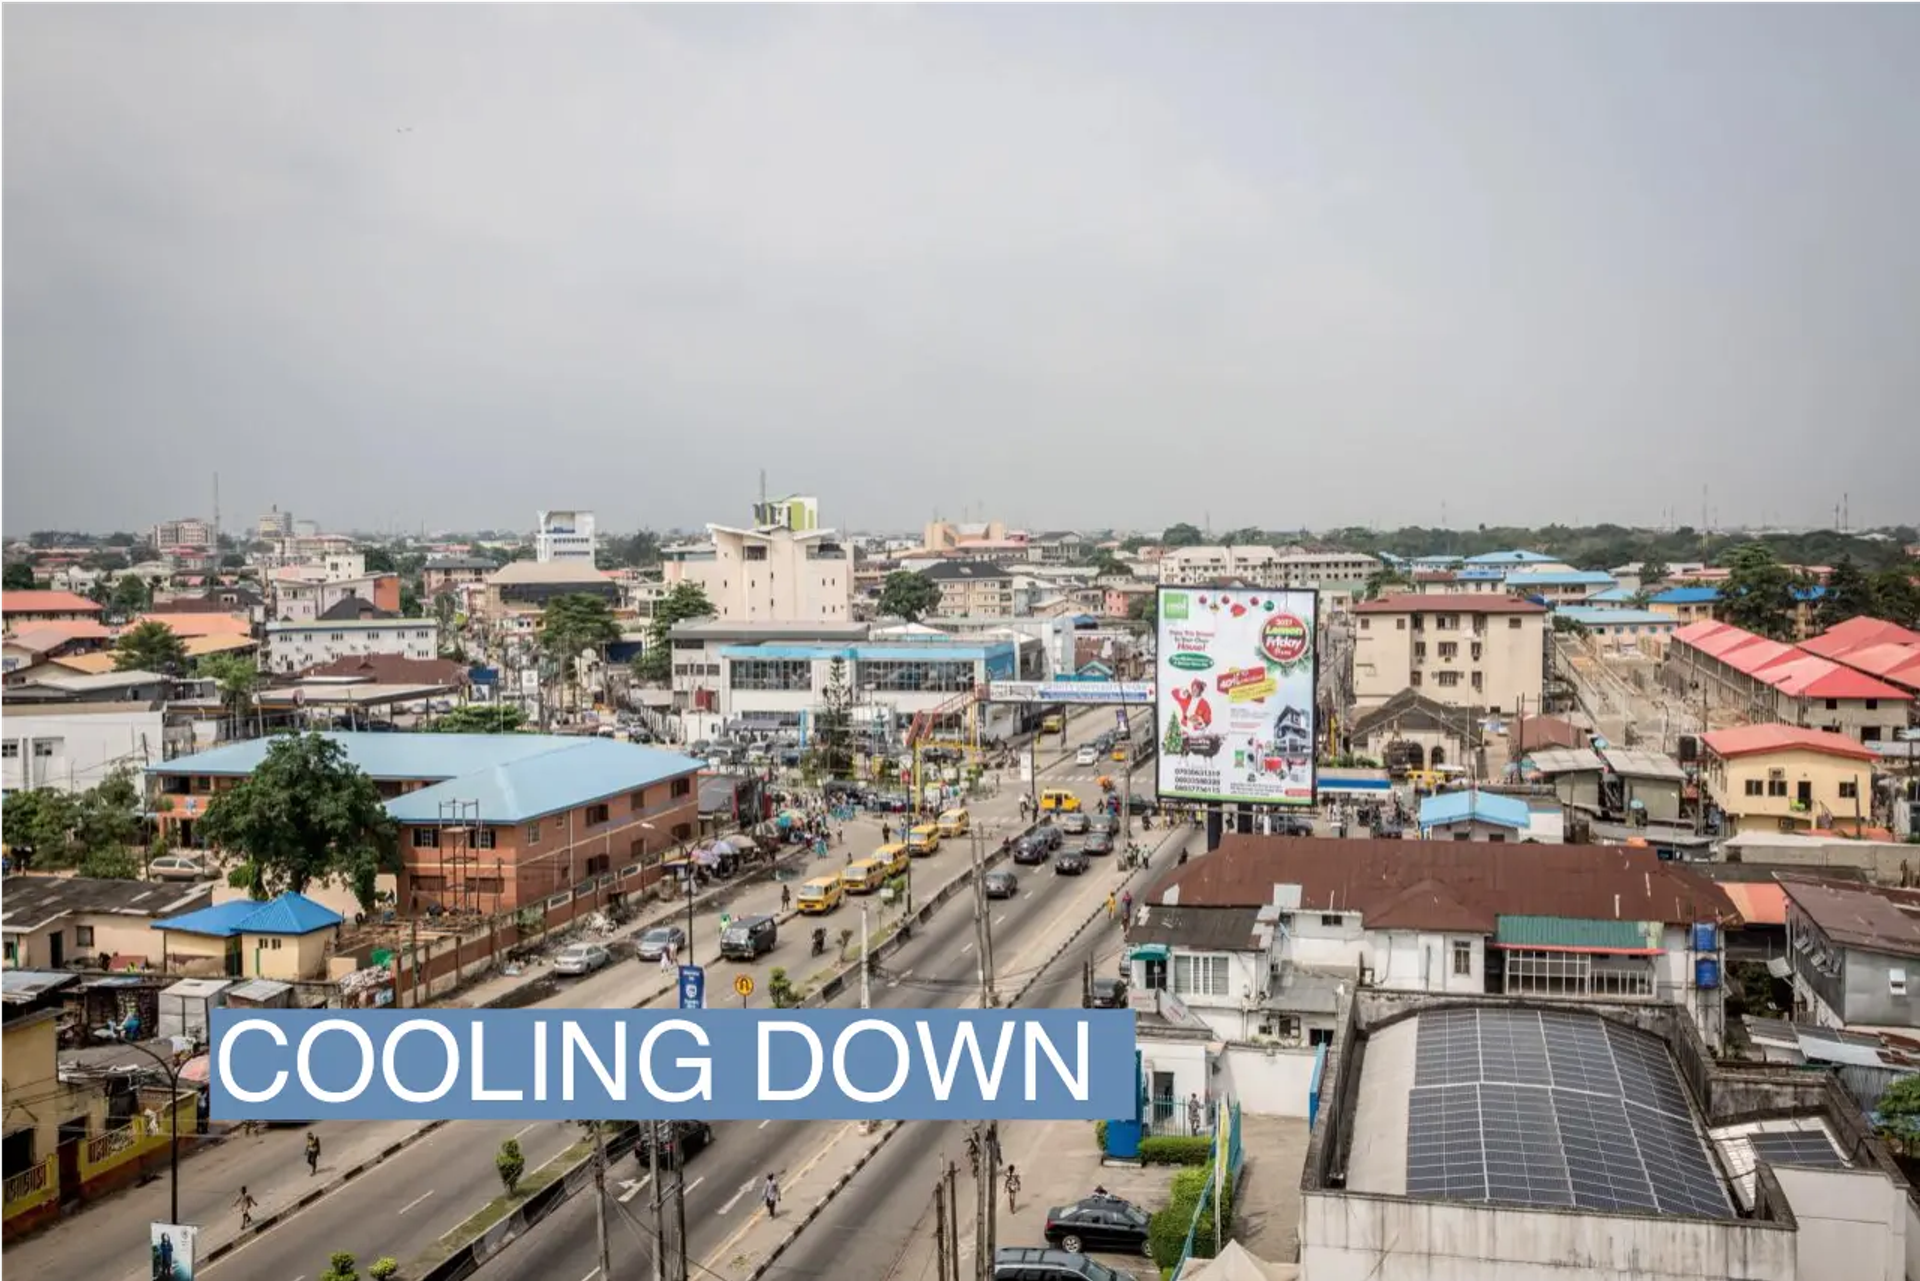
[[734, 974, 755, 998], [678, 965, 705, 1009], [1115, 709, 1130, 730]]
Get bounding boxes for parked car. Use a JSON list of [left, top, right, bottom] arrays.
[[1124, 794, 1157, 815], [1013, 837, 1052, 866], [554, 943, 613, 976], [1043, 1195, 1153, 1256], [868, 791, 913, 813], [1075, 746, 1099, 766], [1083, 831, 1115, 856], [1088, 814, 1119, 836], [1054, 850, 1089, 876], [147, 854, 210, 881], [642, 1118, 713, 1165], [633, 925, 687, 962], [983, 869, 1019, 899], [1086, 976, 1129, 1008], [994, 1248, 1137, 1281], [1060, 811, 1091, 835]]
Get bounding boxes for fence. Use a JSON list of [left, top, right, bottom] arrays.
[[1170, 1101, 1244, 1280]]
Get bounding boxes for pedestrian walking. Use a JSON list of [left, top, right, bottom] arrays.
[[762, 1172, 781, 1217], [1187, 1093, 1203, 1136], [1105, 892, 1117, 922], [1004, 1165, 1021, 1214], [1120, 890, 1133, 922], [305, 1130, 321, 1176], [235, 1186, 257, 1230], [881, 821, 892, 843], [780, 885, 792, 912]]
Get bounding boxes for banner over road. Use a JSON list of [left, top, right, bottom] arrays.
[[983, 681, 1154, 705]]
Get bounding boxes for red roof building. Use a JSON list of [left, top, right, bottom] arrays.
[[1, 590, 104, 632], [1668, 618, 1911, 747], [1699, 724, 1878, 762], [1353, 592, 1549, 615]]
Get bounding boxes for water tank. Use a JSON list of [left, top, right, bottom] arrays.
[[1691, 922, 1718, 952], [1695, 957, 1721, 990]]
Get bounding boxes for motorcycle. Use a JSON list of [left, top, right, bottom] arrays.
[[811, 928, 827, 958]]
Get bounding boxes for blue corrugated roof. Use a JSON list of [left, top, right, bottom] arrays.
[[148, 731, 566, 780], [153, 892, 343, 938], [1585, 586, 1637, 603], [1554, 607, 1677, 628], [1465, 550, 1558, 565], [385, 738, 706, 824], [1503, 571, 1617, 586], [1418, 790, 1531, 831], [1652, 586, 1721, 604]]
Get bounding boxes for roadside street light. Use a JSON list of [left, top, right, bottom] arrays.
[[117, 1038, 185, 1224]]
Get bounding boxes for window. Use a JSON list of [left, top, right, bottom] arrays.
[[474, 829, 496, 850], [412, 828, 439, 849], [1452, 940, 1472, 975], [731, 659, 812, 691], [1504, 949, 1651, 999], [1319, 914, 1343, 928], [331, 633, 345, 642], [585, 854, 611, 878], [1745, 779, 1764, 796], [1413, 642, 1427, 658], [1359, 618, 1370, 631], [1767, 778, 1788, 798], [631, 791, 647, 812], [75, 925, 95, 949], [1396, 618, 1407, 631], [0, 743, 15, 759], [526, 821, 541, 844], [1866, 699, 1880, 711], [1410, 670, 1423, 686], [585, 803, 610, 826], [1308, 1028, 1336, 1047], [1470, 671, 1484, 690], [1172, 954, 1230, 998], [1438, 642, 1458, 659], [1508, 618, 1522, 629], [672, 822, 693, 843], [1891, 968, 1908, 997], [32, 741, 54, 758], [1839, 780, 1858, 800], [671, 777, 692, 799], [1436, 671, 1461, 687], [1826, 699, 1839, 711]]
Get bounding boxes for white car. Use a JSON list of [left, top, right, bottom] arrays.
[[147, 854, 209, 881], [1076, 746, 1099, 766], [553, 943, 612, 976]]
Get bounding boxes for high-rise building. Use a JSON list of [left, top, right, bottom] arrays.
[[662, 500, 852, 623], [151, 518, 212, 553], [256, 506, 295, 539], [536, 510, 597, 566]]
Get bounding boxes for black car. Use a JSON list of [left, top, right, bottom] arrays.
[[1032, 825, 1064, 852], [1124, 793, 1157, 815], [1043, 1196, 1153, 1256], [1013, 837, 1052, 865], [868, 791, 913, 813], [639, 1119, 712, 1166], [983, 869, 1019, 899], [1083, 831, 1115, 856], [1054, 850, 1089, 876], [1086, 976, 1129, 1008], [994, 1248, 1137, 1281], [1060, 811, 1092, 835]]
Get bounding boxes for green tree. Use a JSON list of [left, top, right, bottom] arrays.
[[812, 657, 855, 779], [319, 1251, 361, 1281], [1871, 569, 1920, 629], [1640, 560, 1670, 588], [359, 546, 398, 574], [539, 593, 621, 685], [199, 654, 261, 740], [399, 585, 424, 618], [1159, 522, 1205, 548], [367, 1260, 398, 1281], [1361, 564, 1411, 601], [1815, 555, 1879, 632], [433, 588, 459, 636], [1878, 1074, 1920, 1152], [114, 620, 188, 675], [74, 767, 145, 878], [197, 733, 396, 909], [3, 561, 38, 590], [110, 573, 152, 617], [877, 570, 941, 623], [3, 788, 80, 870], [495, 1138, 526, 1196], [637, 582, 716, 681], [1127, 593, 1158, 629], [1718, 543, 1799, 640], [428, 703, 529, 734], [606, 531, 662, 568]]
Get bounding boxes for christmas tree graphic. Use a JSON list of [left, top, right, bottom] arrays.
[[1163, 711, 1185, 757]]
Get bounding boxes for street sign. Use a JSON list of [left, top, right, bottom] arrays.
[[678, 965, 705, 1009], [734, 974, 755, 998], [1115, 709, 1130, 730]]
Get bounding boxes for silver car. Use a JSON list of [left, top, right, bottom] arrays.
[[634, 925, 687, 962], [553, 943, 612, 976]]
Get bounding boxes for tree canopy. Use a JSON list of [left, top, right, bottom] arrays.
[[1159, 522, 1205, 548], [197, 733, 396, 908], [114, 620, 188, 675], [428, 703, 529, 733], [199, 654, 260, 737], [359, 546, 399, 574], [538, 593, 621, 682], [3, 767, 147, 878], [1717, 543, 1801, 640], [1815, 555, 1878, 632], [811, 657, 855, 780], [110, 573, 152, 616], [1127, 592, 1158, 629], [877, 570, 941, 623], [2, 561, 36, 590], [637, 582, 716, 681]]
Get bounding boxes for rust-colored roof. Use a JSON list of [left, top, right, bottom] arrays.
[[1700, 723, 1878, 763], [130, 612, 253, 638], [1509, 714, 1584, 751], [1719, 882, 1788, 927], [297, 654, 469, 685], [1353, 593, 1548, 615], [2, 590, 103, 616], [1148, 836, 1730, 931], [1779, 876, 1920, 956]]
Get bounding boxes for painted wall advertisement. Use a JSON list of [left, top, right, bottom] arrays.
[[1154, 585, 1317, 807], [151, 1222, 199, 1281]]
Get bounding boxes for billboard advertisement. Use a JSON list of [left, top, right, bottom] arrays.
[[1154, 585, 1317, 807], [152, 1222, 199, 1281]]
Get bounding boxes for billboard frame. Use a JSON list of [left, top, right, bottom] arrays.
[[1152, 583, 1319, 810]]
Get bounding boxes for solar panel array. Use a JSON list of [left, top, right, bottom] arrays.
[[1748, 1130, 1847, 1170], [1405, 1007, 1733, 1219]]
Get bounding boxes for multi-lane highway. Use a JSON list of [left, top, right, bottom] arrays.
[[166, 713, 1115, 1281]]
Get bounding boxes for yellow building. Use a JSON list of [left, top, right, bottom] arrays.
[[1700, 723, 1878, 837], [150, 891, 344, 980]]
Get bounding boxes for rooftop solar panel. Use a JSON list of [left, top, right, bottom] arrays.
[[1748, 1130, 1847, 1170]]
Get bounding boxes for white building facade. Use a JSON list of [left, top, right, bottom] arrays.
[[1, 704, 167, 794], [536, 510, 598, 566], [265, 619, 439, 674], [663, 524, 853, 624]]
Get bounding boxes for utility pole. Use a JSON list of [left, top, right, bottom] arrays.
[[860, 902, 871, 1009], [946, 1158, 962, 1281], [973, 1123, 1000, 1281], [1119, 705, 1136, 836], [969, 828, 997, 1006], [590, 1123, 613, 1281], [985, 1123, 1000, 1280], [649, 1121, 667, 1281], [935, 1170, 951, 1281], [671, 1148, 690, 1281]]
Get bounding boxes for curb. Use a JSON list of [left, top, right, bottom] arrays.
[[740, 823, 1193, 1280], [199, 1119, 451, 1266]]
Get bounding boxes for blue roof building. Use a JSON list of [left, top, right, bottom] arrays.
[[1502, 571, 1618, 588], [1417, 790, 1532, 836], [154, 891, 343, 939], [1553, 607, 1679, 632], [1465, 550, 1562, 567], [151, 891, 345, 981], [1584, 586, 1638, 605], [1651, 586, 1722, 605]]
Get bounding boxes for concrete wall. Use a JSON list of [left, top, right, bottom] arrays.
[[1773, 1166, 1905, 1281], [1220, 1043, 1320, 1117]]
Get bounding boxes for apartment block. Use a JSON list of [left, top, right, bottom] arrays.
[[1352, 593, 1548, 715], [663, 521, 854, 624]]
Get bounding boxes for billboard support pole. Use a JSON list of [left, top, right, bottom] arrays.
[[1120, 705, 1135, 837]]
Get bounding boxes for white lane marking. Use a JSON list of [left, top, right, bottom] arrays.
[[994, 914, 1006, 925], [1023, 891, 1033, 899], [717, 1176, 758, 1215], [396, 1190, 435, 1216], [512, 1122, 541, 1139], [685, 1175, 705, 1194], [757, 1118, 771, 1130], [578, 1269, 602, 1281], [617, 1176, 649, 1203], [960, 942, 973, 954]]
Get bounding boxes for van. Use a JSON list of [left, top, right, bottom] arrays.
[[841, 859, 888, 894], [794, 877, 843, 915], [874, 843, 910, 877], [936, 807, 971, 838], [907, 824, 942, 855], [1041, 789, 1081, 813], [1041, 712, 1065, 733], [719, 915, 778, 961]]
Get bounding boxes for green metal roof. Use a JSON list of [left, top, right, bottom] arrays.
[[1494, 915, 1663, 952]]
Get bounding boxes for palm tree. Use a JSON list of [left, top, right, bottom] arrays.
[[199, 654, 261, 739], [113, 620, 188, 675]]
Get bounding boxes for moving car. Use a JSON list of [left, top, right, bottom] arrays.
[[1030, 825, 1064, 852], [1085, 976, 1129, 1008], [1060, 811, 1091, 835], [1088, 814, 1119, 836], [1054, 850, 1089, 876], [875, 842, 911, 876], [1012, 836, 1052, 865], [1125, 794, 1157, 815], [633, 925, 687, 962], [907, 824, 942, 855], [841, 859, 889, 894], [640, 1119, 713, 1166], [147, 854, 210, 881], [1043, 1195, 1154, 1256], [982, 869, 1018, 899], [1076, 746, 1099, 766], [1110, 744, 1128, 761], [794, 876, 843, 914], [1083, 831, 1115, 856], [994, 1248, 1137, 1281], [719, 915, 778, 961], [936, 807, 971, 838], [554, 943, 613, 976]]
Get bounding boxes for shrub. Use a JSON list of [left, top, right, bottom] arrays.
[[768, 967, 797, 1008], [368, 1260, 399, 1281], [1138, 1136, 1213, 1166], [496, 1138, 526, 1196], [319, 1253, 360, 1281], [1147, 1163, 1234, 1269], [1093, 1120, 1108, 1153]]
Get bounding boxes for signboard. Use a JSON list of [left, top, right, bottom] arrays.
[[1154, 586, 1317, 808], [734, 974, 755, 998], [152, 1222, 199, 1281], [678, 965, 706, 1010], [985, 681, 1154, 706]]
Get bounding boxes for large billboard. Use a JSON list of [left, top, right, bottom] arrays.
[[1154, 585, 1317, 807]]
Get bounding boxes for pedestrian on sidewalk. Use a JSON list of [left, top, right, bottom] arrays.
[[881, 821, 892, 843], [781, 885, 792, 912], [1188, 1093, 1203, 1136], [305, 1130, 321, 1176], [762, 1172, 780, 1217], [1105, 892, 1117, 922], [235, 1186, 257, 1230], [1120, 890, 1133, 923], [1004, 1165, 1021, 1214]]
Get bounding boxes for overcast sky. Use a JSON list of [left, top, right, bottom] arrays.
[[6, 5, 1917, 539]]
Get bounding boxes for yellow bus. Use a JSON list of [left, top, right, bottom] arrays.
[[936, 807, 971, 838], [1041, 712, 1065, 733], [841, 859, 888, 894], [1041, 788, 1081, 813], [907, 824, 942, 855], [795, 876, 844, 914], [875, 843, 910, 877]]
